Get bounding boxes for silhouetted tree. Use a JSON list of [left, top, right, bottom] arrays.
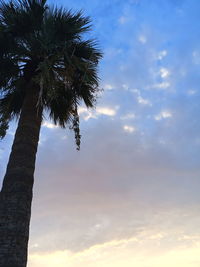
[[0, 0, 102, 266]]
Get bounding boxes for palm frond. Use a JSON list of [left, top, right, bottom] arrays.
[[0, 0, 103, 148]]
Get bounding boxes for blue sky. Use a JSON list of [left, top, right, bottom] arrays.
[[1, 0, 200, 266]]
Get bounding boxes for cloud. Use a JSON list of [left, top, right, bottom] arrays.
[[154, 82, 171, 89], [123, 125, 136, 133], [104, 84, 114, 90], [42, 121, 58, 129], [78, 107, 96, 120], [78, 106, 118, 121], [138, 35, 147, 44], [157, 50, 168, 60], [120, 113, 135, 120], [137, 96, 152, 106], [160, 67, 170, 78], [154, 111, 172, 121], [131, 88, 152, 106], [96, 107, 117, 116]]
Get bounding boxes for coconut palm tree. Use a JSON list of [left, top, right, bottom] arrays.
[[0, 0, 102, 266]]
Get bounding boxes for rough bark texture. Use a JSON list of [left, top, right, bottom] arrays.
[[0, 86, 42, 267]]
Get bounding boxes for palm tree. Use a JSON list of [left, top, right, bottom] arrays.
[[0, 0, 102, 266]]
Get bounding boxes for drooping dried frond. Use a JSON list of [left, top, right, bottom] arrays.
[[0, 115, 9, 139]]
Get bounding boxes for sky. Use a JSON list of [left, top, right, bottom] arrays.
[[1, 0, 200, 266]]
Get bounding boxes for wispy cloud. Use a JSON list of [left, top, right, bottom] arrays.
[[154, 111, 172, 121], [123, 125, 136, 133], [78, 106, 118, 121], [42, 121, 58, 129]]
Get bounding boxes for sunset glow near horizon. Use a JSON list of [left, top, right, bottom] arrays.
[[1, 0, 200, 266]]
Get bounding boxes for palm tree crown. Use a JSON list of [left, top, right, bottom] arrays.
[[0, 0, 102, 149]]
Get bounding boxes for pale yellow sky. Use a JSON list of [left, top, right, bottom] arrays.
[[29, 234, 200, 267], [28, 206, 200, 267]]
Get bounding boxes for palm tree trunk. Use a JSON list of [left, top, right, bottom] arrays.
[[0, 86, 42, 267]]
